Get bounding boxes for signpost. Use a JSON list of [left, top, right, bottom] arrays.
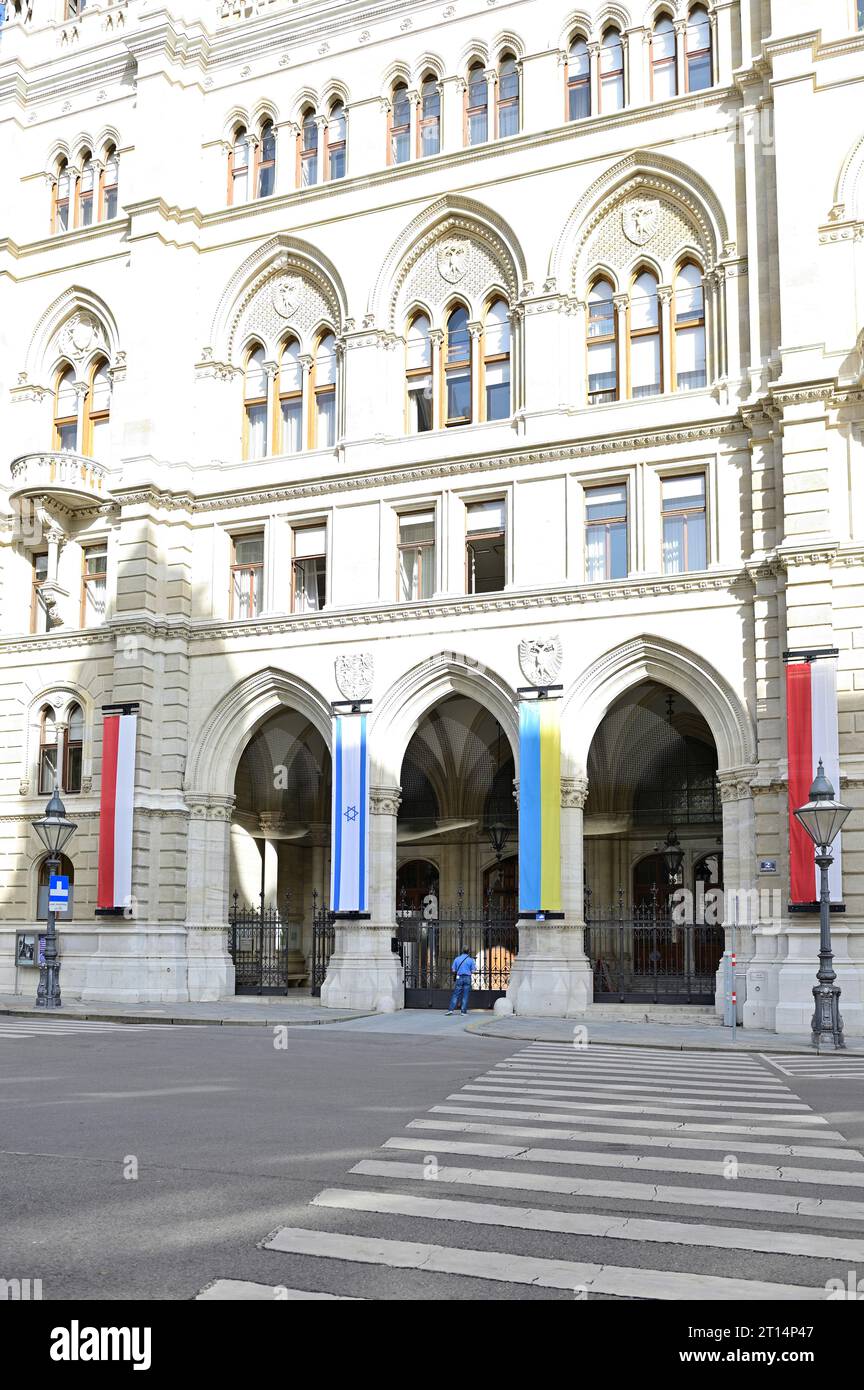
[[48, 875, 70, 915]]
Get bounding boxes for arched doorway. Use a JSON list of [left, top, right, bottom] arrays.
[[395, 694, 518, 1007], [229, 708, 331, 993], [585, 681, 725, 1002], [483, 853, 518, 919], [396, 859, 440, 915]]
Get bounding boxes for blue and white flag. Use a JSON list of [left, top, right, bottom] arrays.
[[330, 714, 369, 912]]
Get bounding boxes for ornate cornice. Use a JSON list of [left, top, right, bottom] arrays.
[[370, 786, 402, 816]]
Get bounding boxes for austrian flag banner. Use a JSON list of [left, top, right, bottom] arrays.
[[330, 714, 369, 914], [96, 706, 138, 914], [785, 652, 842, 905]]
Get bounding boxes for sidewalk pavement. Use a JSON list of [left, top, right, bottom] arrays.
[[1, 990, 863, 1052]]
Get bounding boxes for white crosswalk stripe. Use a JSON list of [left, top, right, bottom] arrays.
[[0, 1018, 175, 1038], [199, 1040, 860, 1301], [761, 1052, 864, 1080]]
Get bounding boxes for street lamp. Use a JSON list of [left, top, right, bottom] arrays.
[[661, 827, 684, 884], [794, 759, 850, 1050], [31, 780, 77, 1009], [487, 820, 511, 865]]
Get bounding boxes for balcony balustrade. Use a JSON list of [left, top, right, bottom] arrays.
[[9, 451, 108, 511]]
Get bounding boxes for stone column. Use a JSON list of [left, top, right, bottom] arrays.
[[183, 794, 236, 1002], [505, 776, 593, 1017], [658, 285, 673, 395], [320, 786, 404, 1012], [429, 328, 444, 430], [468, 321, 483, 423]]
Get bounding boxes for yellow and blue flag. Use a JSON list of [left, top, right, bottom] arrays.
[[518, 699, 561, 914]]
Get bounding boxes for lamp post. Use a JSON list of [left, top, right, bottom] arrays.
[[31, 781, 77, 1009], [661, 827, 684, 884], [487, 820, 511, 865], [794, 759, 850, 1050]]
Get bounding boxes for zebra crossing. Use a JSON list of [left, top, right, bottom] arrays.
[[762, 1052, 864, 1081], [198, 1041, 864, 1301], [0, 1016, 175, 1039]]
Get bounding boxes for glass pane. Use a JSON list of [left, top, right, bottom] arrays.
[[329, 146, 345, 180], [90, 415, 109, 461], [245, 350, 267, 398], [316, 391, 336, 447], [399, 512, 435, 543], [91, 363, 111, 411], [302, 153, 317, 186], [446, 370, 470, 421], [245, 404, 267, 456], [586, 485, 626, 520], [421, 120, 440, 157], [467, 537, 505, 593], [588, 284, 615, 336], [485, 361, 510, 420], [294, 525, 326, 558], [631, 275, 659, 329], [585, 524, 607, 581], [81, 162, 94, 193], [663, 474, 705, 508], [602, 74, 624, 111], [261, 125, 276, 162], [609, 521, 628, 578], [303, 116, 318, 151], [57, 422, 78, 452], [447, 308, 469, 361], [467, 498, 505, 532], [675, 266, 704, 321], [258, 162, 275, 198], [408, 381, 433, 433], [569, 39, 589, 75], [280, 397, 302, 452], [687, 513, 707, 570], [393, 89, 410, 127], [66, 744, 83, 793], [688, 52, 711, 91], [315, 334, 336, 386], [234, 535, 264, 565], [281, 342, 303, 391], [39, 748, 58, 794], [499, 60, 518, 99], [407, 316, 431, 370], [468, 109, 488, 144], [329, 106, 346, 142], [392, 128, 410, 164], [233, 134, 249, 169], [484, 301, 509, 357], [676, 326, 707, 390], [105, 187, 118, 219], [654, 62, 677, 100], [588, 340, 617, 399], [498, 102, 519, 138], [569, 82, 590, 121], [399, 547, 419, 601], [294, 557, 325, 612], [35, 556, 49, 582], [663, 515, 685, 574], [57, 372, 77, 417], [631, 333, 661, 397], [87, 546, 108, 575], [84, 576, 106, 625], [654, 18, 676, 60]]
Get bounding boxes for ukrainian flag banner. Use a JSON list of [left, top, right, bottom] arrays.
[[518, 698, 562, 915], [330, 714, 369, 914]]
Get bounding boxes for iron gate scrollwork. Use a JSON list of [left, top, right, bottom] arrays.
[[228, 890, 309, 995], [395, 892, 518, 1009], [584, 886, 725, 1005]]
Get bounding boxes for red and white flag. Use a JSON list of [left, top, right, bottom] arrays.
[[785, 654, 842, 904], [96, 708, 138, 913]]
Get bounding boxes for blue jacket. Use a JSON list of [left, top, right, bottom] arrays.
[[452, 953, 476, 979]]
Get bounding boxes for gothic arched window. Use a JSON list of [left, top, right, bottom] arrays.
[[312, 331, 337, 447], [390, 83, 411, 165], [405, 313, 433, 434], [483, 299, 510, 420], [327, 102, 346, 180], [466, 62, 488, 145], [256, 120, 276, 198], [420, 75, 441, 156], [84, 357, 111, 459], [497, 54, 519, 137], [587, 279, 618, 404], [65, 703, 84, 793], [54, 364, 78, 451], [629, 270, 662, 399], [567, 36, 591, 121], [686, 5, 712, 91], [300, 108, 318, 187], [445, 304, 472, 425], [673, 262, 707, 390], [651, 14, 678, 99], [229, 127, 250, 205], [243, 344, 268, 459], [278, 337, 303, 454], [600, 28, 625, 112]]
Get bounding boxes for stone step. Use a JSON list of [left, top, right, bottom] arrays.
[[575, 1004, 724, 1027]]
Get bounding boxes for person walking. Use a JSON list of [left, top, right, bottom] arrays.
[[446, 949, 477, 1015]]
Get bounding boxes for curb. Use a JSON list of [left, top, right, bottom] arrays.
[[462, 1018, 864, 1056], [0, 1005, 379, 1028]]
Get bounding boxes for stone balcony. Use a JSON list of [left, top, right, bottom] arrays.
[[9, 452, 109, 512]]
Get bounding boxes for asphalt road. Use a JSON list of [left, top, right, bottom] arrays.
[[1, 1015, 863, 1302]]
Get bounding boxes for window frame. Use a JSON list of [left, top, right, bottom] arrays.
[[291, 523, 327, 613], [76, 150, 95, 228], [64, 703, 84, 794], [627, 268, 662, 400], [444, 303, 472, 427], [566, 35, 591, 121], [53, 364, 79, 452], [31, 554, 51, 635], [242, 343, 269, 461], [650, 14, 678, 100], [397, 509, 436, 602], [599, 28, 625, 113], [685, 5, 713, 92], [83, 356, 110, 457], [38, 705, 59, 795], [587, 278, 619, 405], [311, 330, 337, 449], [99, 144, 119, 220], [419, 76, 441, 157], [299, 109, 319, 187], [465, 63, 488, 146], [53, 159, 72, 233], [672, 260, 707, 392], [228, 127, 250, 206], [389, 83, 411, 165], [229, 532, 265, 619], [465, 497, 507, 595], [326, 103, 346, 181], [496, 54, 519, 138], [482, 297, 511, 422], [584, 482, 628, 582], [661, 472, 708, 574], [80, 541, 108, 629], [405, 312, 433, 434], [276, 336, 304, 455], [255, 121, 276, 198]]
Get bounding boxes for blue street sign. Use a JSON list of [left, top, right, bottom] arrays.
[[49, 875, 70, 912]]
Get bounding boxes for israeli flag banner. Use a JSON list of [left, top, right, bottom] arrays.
[[330, 714, 369, 913]]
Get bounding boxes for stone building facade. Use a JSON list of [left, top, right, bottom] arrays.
[[0, 0, 863, 1031]]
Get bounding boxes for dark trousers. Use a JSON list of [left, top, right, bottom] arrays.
[[448, 977, 471, 1013]]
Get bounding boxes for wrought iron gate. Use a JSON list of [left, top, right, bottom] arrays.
[[228, 891, 307, 995], [585, 888, 725, 1004], [396, 899, 518, 1009], [310, 895, 335, 996]]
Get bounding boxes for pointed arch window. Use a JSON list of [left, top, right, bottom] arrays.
[[312, 332, 337, 448], [77, 151, 95, 227], [587, 279, 618, 404], [300, 109, 318, 186], [278, 338, 303, 454], [406, 313, 433, 434], [483, 299, 510, 421], [39, 706, 59, 795], [100, 144, 119, 219], [466, 62, 488, 145], [600, 28, 625, 112], [64, 703, 84, 793], [243, 345, 269, 459], [54, 365, 78, 452], [674, 262, 707, 390], [229, 128, 250, 205], [420, 76, 440, 156], [53, 159, 72, 233], [686, 6, 712, 91], [327, 102, 346, 180], [567, 37, 591, 121], [445, 305, 472, 425], [497, 55, 519, 137], [652, 15, 678, 99], [84, 358, 111, 459], [256, 121, 276, 198], [629, 271, 662, 399], [390, 83, 411, 165]]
